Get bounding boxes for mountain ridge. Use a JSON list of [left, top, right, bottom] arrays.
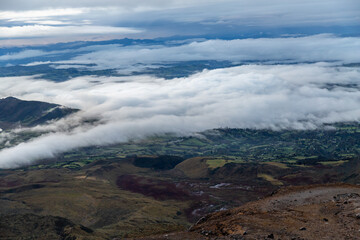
[[0, 96, 78, 130]]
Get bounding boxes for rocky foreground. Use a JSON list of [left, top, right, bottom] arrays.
[[138, 184, 360, 240], [2, 183, 360, 239]]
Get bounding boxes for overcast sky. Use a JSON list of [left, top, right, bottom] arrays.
[[0, 0, 359, 45]]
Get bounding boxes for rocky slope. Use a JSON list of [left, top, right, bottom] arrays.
[[0, 213, 99, 240], [2, 153, 360, 240], [139, 184, 360, 240]]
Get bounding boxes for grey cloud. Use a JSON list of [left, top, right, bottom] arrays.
[[0, 64, 359, 168], [121, 0, 360, 26], [0, 1, 227, 11], [0, 0, 358, 43]]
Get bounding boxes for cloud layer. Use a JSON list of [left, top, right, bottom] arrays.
[[0, 63, 359, 168], [52, 35, 360, 72], [2, 35, 358, 71]]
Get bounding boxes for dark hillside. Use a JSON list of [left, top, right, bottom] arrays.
[[0, 97, 78, 129], [0, 214, 98, 239]]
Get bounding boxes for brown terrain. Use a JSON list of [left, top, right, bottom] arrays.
[[1, 156, 360, 239], [139, 184, 360, 240]]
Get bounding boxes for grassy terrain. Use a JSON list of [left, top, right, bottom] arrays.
[[18, 122, 359, 171], [206, 158, 244, 169], [319, 160, 349, 166], [257, 173, 284, 186], [261, 162, 289, 169]]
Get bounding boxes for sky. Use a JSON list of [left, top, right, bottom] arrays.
[[0, 0, 359, 45], [0, 1, 359, 168]]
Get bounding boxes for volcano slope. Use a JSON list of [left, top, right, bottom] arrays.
[[139, 184, 360, 240], [2, 155, 360, 239]]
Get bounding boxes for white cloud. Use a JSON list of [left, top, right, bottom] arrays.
[[0, 25, 142, 38], [53, 35, 360, 71], [21, 20, 74, 25], [0, 8, 85, 21], [0, 50, 47, 61], [0, 63, 359, 168], [4, 35, 359, 67], [1, 43, 124, 63], [22, 61, 52, 66]]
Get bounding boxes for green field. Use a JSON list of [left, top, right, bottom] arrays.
[[2, 122, 358, 171]]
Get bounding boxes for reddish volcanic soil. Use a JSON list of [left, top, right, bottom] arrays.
[[135, 184, 360, 240], [116, 175, 191, 201]]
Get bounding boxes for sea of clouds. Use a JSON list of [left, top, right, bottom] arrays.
[[0, 0, 359, 169], [0, 62, 359, 168]]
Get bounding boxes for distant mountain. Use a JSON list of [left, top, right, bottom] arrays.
[[0, 97, 78, 130]]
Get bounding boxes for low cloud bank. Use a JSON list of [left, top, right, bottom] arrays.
[[53, 35, 360, 72], [0, 63, 359, 168], [2, 35, 359, 71]]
